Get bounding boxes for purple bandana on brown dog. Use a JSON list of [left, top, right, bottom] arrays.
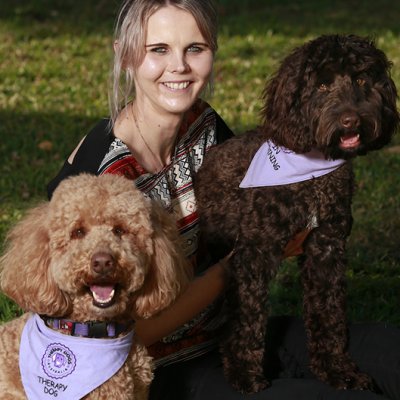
[[240, 140, 346, 188]]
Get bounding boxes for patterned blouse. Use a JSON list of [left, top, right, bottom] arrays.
[[47, 99, 234, 366]]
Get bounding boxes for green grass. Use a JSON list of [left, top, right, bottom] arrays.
[[1, 0, 399, 324]]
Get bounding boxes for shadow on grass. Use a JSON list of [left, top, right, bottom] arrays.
[[0, 110, 98, 203], [217, 0, 400, 37], [1, 0, 399, 39], [0, 0, 117, 38]]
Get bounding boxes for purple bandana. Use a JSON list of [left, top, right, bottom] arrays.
[[19, 314, 134, 399], [240, 140, 346, 188]]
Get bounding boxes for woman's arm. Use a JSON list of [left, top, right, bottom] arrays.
[[135, 259, 227, 346], [135, 229, 307, 347]]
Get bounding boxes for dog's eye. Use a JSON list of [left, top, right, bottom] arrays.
[[356, 78, 366, 86], [112, 226, 126, 237], [71, 227, 86, 239], [318, 83, 328, 92]]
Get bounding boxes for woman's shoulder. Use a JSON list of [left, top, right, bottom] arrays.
[[78, 118, 114, 154], [190, 99, 234, 143], [47, 118, 114, 198], [62, 117, 115, 170]]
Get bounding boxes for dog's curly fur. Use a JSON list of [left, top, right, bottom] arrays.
[[0, 173, 191, 399], [195, 34, 399, 394]]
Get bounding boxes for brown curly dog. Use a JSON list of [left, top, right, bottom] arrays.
[[0, 173, 191, 399], [195, 34, 399, 394]]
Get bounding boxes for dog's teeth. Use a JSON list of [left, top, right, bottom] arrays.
[[92, 290, 115, 304], [341, 134, 359, 141], [340, 133, 360, 148], [90, 285, 115, 304]]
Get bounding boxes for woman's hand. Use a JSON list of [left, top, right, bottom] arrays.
[[283, 228, 311, 258]]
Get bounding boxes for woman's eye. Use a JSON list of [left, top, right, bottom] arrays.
[[318, 83, 328, 92], [71, 227, 86, 239], [112, 226, 125, 237], [150, 47, 167, 54], [187, 45, 203, 53], [356, 78, 366, 86]]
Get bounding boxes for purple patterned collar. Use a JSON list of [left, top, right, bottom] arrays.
[[41, 316, 133, 338]]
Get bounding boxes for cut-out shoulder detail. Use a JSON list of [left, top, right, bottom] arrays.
[[68, 136, 86, 164]]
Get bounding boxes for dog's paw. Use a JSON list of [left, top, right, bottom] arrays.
[[222, 351, 270, 394], [229, 374, 270, 395], [312, 357, 377, 392], [342, 371, 382, 393]]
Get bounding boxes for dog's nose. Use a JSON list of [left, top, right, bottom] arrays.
[[91, 252, 115, 275], [340, 112, 360, 129]]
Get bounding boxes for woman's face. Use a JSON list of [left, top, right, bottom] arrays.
[[133, 5, 214, 116]]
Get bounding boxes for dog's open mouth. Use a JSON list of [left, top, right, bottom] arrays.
[[89, 284, 117, 308], [339, 133, 361, 149]]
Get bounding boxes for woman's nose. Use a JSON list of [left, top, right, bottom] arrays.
[[168, 51, 189, 73]]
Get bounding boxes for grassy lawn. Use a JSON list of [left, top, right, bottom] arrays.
[[0, 0, 399, 324]]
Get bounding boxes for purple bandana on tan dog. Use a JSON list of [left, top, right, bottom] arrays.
[[240, 140, 346, 188], [19, 314, 134, 400]]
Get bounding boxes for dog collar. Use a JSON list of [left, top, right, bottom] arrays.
[[41, 316, 133, 338]]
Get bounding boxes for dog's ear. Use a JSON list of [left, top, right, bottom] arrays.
[[134, 202, 192, 318], [372, 61, 400, 149], [261, 43, 315, 153], [0, 203, 71, 316]]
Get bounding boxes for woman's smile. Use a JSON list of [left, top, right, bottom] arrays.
[[162, 81, 191, 91]]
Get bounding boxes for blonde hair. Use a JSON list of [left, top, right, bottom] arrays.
[[109, 0, 218, 125]]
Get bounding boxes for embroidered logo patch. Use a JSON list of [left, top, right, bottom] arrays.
[[41, 343, 76, 379]]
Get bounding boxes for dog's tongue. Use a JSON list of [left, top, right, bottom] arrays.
[[90, 285, 115, 303], [340, 133, 360, 148]]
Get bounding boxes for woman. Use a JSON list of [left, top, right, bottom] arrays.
[[47, 1, 400, 399]]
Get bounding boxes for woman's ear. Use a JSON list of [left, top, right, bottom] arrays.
[[114, 39, 132, 71], [113, 40, 119, 54]]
